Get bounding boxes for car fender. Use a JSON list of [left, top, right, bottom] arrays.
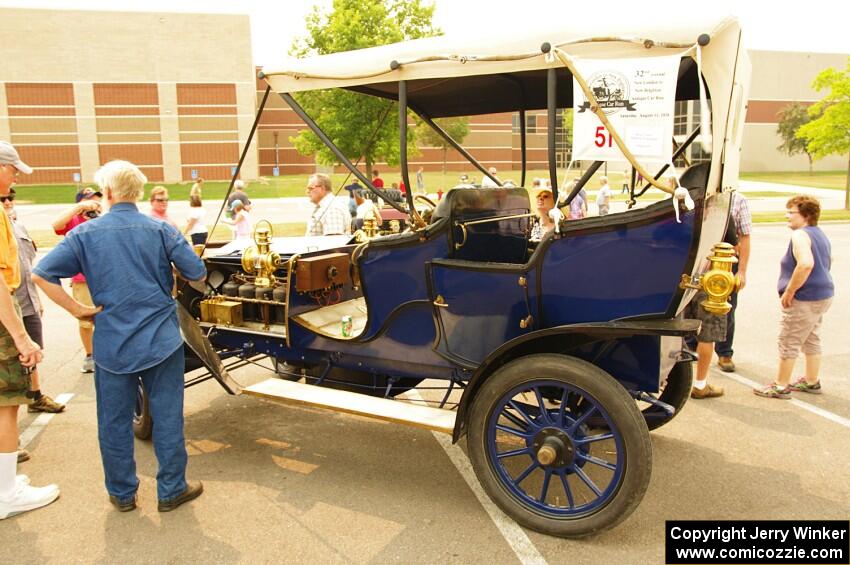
[[452, 318, 699, 442]]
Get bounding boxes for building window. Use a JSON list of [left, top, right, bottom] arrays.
[[512, 113, 538, 134], [674, 100, 689, 137]]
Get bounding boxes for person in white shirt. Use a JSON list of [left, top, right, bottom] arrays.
[[354, 189, 382, 230], [223, 200, 253, 239], [183, 194, 208, 245], [305, 173, 352, 236], [596, 176, 613, 216], [481, 166, 500, 188]]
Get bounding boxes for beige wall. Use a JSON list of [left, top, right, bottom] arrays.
[[742, 50, 849, 172], [2, 9, 253, 83], [0, 7, 258, 183], [742, 124, 847, 172], [748, 51, 848, 102]]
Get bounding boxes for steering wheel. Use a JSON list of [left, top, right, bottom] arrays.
[[414, 194, 437, 210]]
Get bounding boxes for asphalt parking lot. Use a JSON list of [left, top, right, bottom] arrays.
[[5, 223, 849, 564]]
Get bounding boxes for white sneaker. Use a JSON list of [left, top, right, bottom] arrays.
[[16, 475, 30, 486], [0, 483, 60, 520], [81, 355, 94, 374]]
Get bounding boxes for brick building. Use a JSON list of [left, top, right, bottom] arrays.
[[1, 7, 847, 183]]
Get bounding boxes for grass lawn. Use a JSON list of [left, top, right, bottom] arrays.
[[742, 170, 849, 191], [752, 209, 850, 223]]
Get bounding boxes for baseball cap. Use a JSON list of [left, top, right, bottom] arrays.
[[0, 141, 33, 175], [76, 187, 103, 202]]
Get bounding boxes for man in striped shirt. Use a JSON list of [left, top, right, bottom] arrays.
[[305, 173, 352, 237], [716, 191, 752, 372]]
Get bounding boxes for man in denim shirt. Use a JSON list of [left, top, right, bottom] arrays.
[[33, 160, 206, 513]]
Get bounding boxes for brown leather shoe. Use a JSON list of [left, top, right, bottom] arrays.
[[158, 481, 203, 512], [691, 383, 724, 399], [109, 494, 137, 512], [717, 356, 735, 372]]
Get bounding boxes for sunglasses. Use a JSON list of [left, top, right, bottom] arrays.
[[153, 197, 169, 202], [0, 195, 15, 203]]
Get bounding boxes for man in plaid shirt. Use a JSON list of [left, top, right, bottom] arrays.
[[716, 191, 751, 372], [305, 173, 352, 236]]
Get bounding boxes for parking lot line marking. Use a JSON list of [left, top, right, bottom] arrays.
[[409, 393, 548, 565], [19, 393, 74, 449], [718, 370, 850, 429]]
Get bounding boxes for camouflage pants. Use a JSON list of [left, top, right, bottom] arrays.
[[0, 297, 31, 406]]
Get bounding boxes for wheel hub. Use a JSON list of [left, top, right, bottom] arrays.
[[532, 428, 574, 468]]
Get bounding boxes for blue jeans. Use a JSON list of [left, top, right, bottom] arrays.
[[94, 346, 188, 503], [715, 262, 740, 358]]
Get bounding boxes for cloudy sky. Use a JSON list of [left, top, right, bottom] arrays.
[[1, 0, 848, 66]]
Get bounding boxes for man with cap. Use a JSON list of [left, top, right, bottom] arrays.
[[0, 141, 60, 520], [344, 181, 362, 217], [51, 187, 103, 373]]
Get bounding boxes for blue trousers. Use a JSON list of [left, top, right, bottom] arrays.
[[93, 346, 188, 503]]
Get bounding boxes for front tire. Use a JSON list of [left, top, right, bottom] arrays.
[[467, 354, 651, 538]]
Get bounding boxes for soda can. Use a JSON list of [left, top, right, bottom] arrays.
[[341, 315, 353, 337]]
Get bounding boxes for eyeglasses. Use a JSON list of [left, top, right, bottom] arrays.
[[306, 185, 323, 191], [153, 197, 169, 202], [786, 209, 801, 216], [0, 195, 14, 203]]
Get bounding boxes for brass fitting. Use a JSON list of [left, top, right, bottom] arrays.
[[241, 221, 281, 287], [362, 213, 380, 238], [679, 242, 740, 315]]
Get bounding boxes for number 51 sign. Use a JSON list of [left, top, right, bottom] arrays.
[[572, 54, 682, 164]]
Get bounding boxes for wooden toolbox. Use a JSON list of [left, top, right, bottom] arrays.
[[295, 253, 351, 292]]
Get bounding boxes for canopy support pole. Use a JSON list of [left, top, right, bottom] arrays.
[[398, 81, 426, 228], [547, 68, 559, 202], [520, 109, 527, 188], [279, 92, 408, 216], [410, 105, 500, 187]]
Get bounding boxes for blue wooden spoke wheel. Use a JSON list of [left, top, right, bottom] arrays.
[[468, 354, 651, 537], [133, 377, 152, 440]]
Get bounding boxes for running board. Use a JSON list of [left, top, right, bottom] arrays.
[[243, 378, 456, 434]]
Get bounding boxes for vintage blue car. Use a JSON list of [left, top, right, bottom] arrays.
[[137, 15, 751, 537]]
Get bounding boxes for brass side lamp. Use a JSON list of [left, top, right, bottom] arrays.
[[679, 242, 741, 315]]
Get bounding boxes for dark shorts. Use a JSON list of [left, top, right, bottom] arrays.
[[0, 298, 31, 406], [190, 232, 208, 246], [685, 291, 727, 343], [23, 314, 43, 349]]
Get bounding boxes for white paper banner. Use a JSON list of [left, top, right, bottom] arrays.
[[572, 55, 681, 164]]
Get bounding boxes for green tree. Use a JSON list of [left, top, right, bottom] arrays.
[[776, 102, 814, 172], [290, 0, 440, 178], [416, 117, 470, 175], [797, 59, 850, 209]]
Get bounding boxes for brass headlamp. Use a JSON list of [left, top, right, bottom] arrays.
[[241, 220, 281, 287], [680, 242, 741, 315]]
